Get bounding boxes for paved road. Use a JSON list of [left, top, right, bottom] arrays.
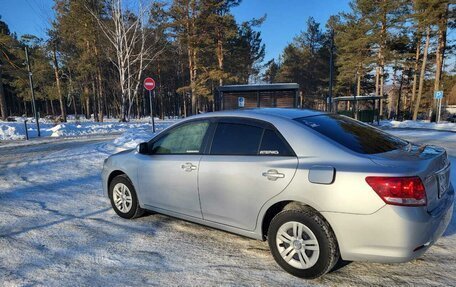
[[0, 131, 455, 286], [0, 136, 116, 166]]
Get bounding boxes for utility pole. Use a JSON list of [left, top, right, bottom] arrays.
[[328, 28, 334, 112], [25, 46, 40, 137]]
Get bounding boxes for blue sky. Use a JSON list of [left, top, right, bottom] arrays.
[[0, 0, 350, 61], [231, 0, 350, 61]]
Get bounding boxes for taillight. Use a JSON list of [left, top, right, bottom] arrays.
[[365, 176, 426, 206]]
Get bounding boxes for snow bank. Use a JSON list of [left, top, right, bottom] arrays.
[[0, 118, 177, 141], [111, 128, 155, 150], [381, 120, 456, 132], [0, 125, 23, 140], [101, 120, 177, 152]]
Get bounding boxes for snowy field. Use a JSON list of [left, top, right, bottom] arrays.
[[380, 119, 456, 132], [0, 123, 455, 286]]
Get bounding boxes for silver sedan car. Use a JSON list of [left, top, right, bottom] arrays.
[[102, 109, 454, 279]]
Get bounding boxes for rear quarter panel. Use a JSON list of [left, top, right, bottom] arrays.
[[259, 119, 386, 215]]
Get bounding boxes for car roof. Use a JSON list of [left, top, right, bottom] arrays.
[[191, 108, 326, 121]]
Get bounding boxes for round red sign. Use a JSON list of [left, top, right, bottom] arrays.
[[144, 77, 156, 91]]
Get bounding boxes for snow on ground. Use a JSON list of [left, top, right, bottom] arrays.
[[0, 124, 455, 286], [102, 121, 176, 153], [381, 119, 456, 132], [0, 117, 176, 141]]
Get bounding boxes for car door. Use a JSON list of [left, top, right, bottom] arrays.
[[198, 118, 298, 231], [136, 119, 211, 219]]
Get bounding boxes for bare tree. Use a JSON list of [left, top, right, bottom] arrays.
[[89, 0, 164, 121]]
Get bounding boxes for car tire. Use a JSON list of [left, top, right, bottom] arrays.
[[267, 207, 339, 279], [109, 174, 144, 219]]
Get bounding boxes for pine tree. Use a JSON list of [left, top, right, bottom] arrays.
[[170, 0, 202, 115], [334, 9, 372, 98], [0, 18, 14, 120], [275, 17, 329, 103], [411, 0, 450, 120], [262, 59, 279, 83]]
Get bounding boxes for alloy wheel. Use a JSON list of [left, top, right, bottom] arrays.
[[112, 182, 133, 213], [276, 221, 320, 269]]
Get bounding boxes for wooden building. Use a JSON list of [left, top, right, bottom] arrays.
[[217, 83, 300, 110]]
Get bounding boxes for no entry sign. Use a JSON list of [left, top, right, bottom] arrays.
[[144, 77, 156, 91]]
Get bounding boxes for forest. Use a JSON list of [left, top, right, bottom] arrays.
[[0, 0, 455, 122]]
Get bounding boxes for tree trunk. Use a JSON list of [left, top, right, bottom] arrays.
[[375, 67, 380, 96], [84, 86, 90, 119], [186, 0, 198, 115], [404, 68, 413, 113], [189, 44, 197, 116], [136, 91, 141, 119], [388, 64, 398, 119], [433, 3, 448, 102], [45, 99, 50, 115], [50, 100, 55, 115], [91, 80, 98, 122], [52, 44, 66, 121], [0, 66, 8, 120], [183, 94, 187, 117], [355, 71, 360, 120], [96, 66, 104, 122], [396, 71, 404, 120], [93, 36, 104, 123], [410, 33, 421, 116], [413, 26, 430, 121], [72, 95, 77, 117], [217, 32, 224, 87], [379, 70, 384, 116], [378, 6, 387, 118], [158, 61, 164, 119]]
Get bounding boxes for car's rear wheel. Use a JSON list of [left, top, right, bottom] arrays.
[[267, 208, 339, 279], [109, 175, 144, 219]]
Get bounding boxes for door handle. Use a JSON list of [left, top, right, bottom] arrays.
[[181, 162, 197, 172], [262, 169, 285, 181]]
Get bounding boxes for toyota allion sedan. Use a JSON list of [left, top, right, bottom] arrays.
[[102, 109, 454, 279]]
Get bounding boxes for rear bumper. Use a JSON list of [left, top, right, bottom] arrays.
[[322, 184, 454, 263]]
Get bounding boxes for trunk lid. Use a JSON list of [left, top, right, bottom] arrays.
[[369, 144, 451, 212]]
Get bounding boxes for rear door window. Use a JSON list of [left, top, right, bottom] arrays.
[[295, 114, 407, 154], [210, 123, 263, 155], [259, 129, 294, 156]]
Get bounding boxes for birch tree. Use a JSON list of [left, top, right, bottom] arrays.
[[90, 0, 164, 121]]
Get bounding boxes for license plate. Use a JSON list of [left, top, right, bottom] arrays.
[[437, 167, 450, 198]]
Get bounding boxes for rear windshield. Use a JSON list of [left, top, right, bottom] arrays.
[[295, 114, 407, 154]]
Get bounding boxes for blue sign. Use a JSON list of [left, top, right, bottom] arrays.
[[238, 97, 245, 108], [434, 91, 443, 100]]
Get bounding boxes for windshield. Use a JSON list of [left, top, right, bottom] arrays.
[[295, 114, 407, 154]]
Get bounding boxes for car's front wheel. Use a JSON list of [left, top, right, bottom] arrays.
[[267, 207, 339, 279], [109, 175, 144, 219]]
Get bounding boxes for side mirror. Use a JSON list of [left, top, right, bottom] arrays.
[[136, 142, 149, 154]]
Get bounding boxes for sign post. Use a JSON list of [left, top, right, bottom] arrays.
[[144, 77, 156, 133], [434, 91, 443, 123]]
